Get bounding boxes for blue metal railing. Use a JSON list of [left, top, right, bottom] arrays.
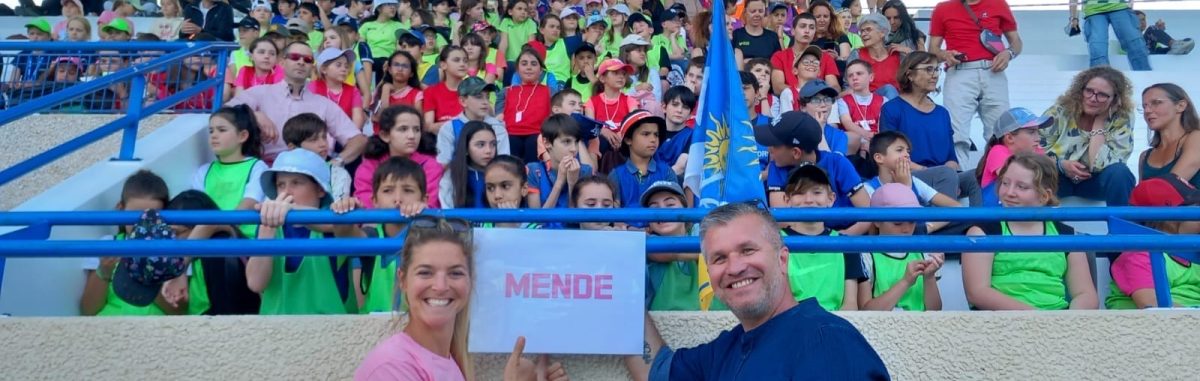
[[1, 207, 1198, 308], [0, 41, 238, 187]]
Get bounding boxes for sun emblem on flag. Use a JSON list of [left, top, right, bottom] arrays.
[[702, 114, 760, 178]]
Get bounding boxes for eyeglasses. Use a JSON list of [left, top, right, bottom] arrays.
[[390, 62, 411, 70], [1139, 98, 1175, 112], [806, 96, 834, 105], [798, 58, 820, 67], [1083, 87, 1112, 102], [910, 65, 942, 75], [286, 53, 314, 64]]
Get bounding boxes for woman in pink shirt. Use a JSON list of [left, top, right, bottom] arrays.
[[353, 218, 569, 381], [1107, 176, 1200, 309]]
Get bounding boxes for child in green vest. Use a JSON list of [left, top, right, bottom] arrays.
[[330, 156, 429, 313], [857, 183, 944, 311], [1108, 175, 1200, 309], [80, 170, 173, 316], [963, 153, 1098, 310], [780, 164, 867, 311], [642, 181, 728, 312], [248, 148, 358, 315], [194, 105, 268, 239], [160, 190, 262, 315]]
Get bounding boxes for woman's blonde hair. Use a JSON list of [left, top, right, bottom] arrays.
[[997, 152, 1060, 206], [1055, 66, 1133, 122], [67, 16, 92, 41], [394, 222, 476, 380]]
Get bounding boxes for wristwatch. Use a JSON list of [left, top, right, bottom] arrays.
[[1005, 48, 1018, 60]]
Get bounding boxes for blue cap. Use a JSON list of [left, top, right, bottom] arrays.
[[586, 14, 608, 29], [799, 80, 837, 99], [261, 149, 334, 207], [992, 107, 1054, 140]]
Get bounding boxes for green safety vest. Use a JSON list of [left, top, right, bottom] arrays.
[[990, 221, 1069, 310], [363, 225, 403, 313], [187, 259, 211, 315], [202, 158, 261, 238], [499, 18, 538, 61], [784, 230, 847, 311], [1106, 254, 1200, 309], [648, 260, 728, 311], [870, 252, 926, 311], [96, 233, 167, 316], [259, 229, 357, 315], [1083, 0, 1129, 17], [230, 48, 252, 73], [545, 40, 571, 86], [569, 74, 592, 101], [359, 20, 407, 59]]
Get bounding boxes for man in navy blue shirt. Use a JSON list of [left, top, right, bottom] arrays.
[[643, 203, 889, 380], [756, 111, 870, 233]]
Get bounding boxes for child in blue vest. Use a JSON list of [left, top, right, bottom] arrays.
[[857, 183, 944, 311], [656, 85, 696, 178], [607, 109, 676, 208], [81, 170, 173, 316], [756, 111, 871, 234], [527, 114, 593, 208], [779, 164, 867, 311], [331, 156, 429, 313], [248, 149, 357, 315]]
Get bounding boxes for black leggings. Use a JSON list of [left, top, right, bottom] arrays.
[[508, 134, 541, 164]]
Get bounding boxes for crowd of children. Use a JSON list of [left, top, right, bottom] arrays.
[[31, 0, 1191, 322]]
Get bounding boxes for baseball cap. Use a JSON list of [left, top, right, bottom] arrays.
[[618, 109, 667, 155], [526, 40, 548, 62], [785, 164, 831, 191], [287, 18, 313, 34], [334, 14, 360, 29], [316, 48, 355, 67], [640, 180, 686, 207], [251, 0, 272, 10], [870, 183, 921, 208], [112, 210, 187, 307], [261, 149, 334, 207], [769, 2, 788, 13], [597, 58, 634, 75], [458, 76, 499, 97], [559, 7, 583, 19], [799, 80, 838, 100], [663, 7, 686, 21], [24, 18, 51, 34], [572, 113, 603, 141], [586, 14, 608, 29], [798, 45, 823, 62], [992, 107, 1054, 140], [373, 0, 398, 12], [754, 110, 822, 151], [1129, 175, 1200, 207], [471, 20, 497, 33], [608, 4, 631, 16], [238, 16, 261, 31], [574, 42, 597, 57], [628, 12, 650, 26], [620, 34, 651, 49], [669, 3, 687, 15], [395, 28, 426, 46], [585, 0, 602, 4], [98, 10, 117, 25], [102, 17, 132, 34]]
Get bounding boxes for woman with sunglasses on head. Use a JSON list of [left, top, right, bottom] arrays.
[[354, 216, 570, 381], [1138, 83, 1200, 187], [1039, 67, 1136, 206], [879, 52, 981, 206]]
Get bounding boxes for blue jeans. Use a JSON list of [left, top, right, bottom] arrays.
[[1057, 162, 1136, 206], [1084, 9, 1152, 71]]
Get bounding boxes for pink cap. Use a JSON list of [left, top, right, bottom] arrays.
[[98, 10, 117, 25], [596, 58, 633, 75], [870, 183, 920, 208], [54, 56, 82, 68]]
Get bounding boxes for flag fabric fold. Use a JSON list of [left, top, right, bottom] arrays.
[[686, 0, 767, 310]]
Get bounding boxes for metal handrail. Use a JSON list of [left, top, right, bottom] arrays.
[[0, 206, 1196, 226], [0, 41, 238, 187]]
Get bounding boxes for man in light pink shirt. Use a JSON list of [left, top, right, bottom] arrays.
[[227, 41, 368, 163]]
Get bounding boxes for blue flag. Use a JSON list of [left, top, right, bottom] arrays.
[[682, 0, 766, 208]]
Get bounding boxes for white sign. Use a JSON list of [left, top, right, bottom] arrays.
[[468, 228, 646, 355]]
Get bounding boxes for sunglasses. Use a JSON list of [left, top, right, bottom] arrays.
[[407, 215, 472, 235], [286, 53, 314, 64]]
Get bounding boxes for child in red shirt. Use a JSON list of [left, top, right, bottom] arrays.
[[503, 42, 553, 163], [585, 58, 639, 159]]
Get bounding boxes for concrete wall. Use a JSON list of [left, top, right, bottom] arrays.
[[1, 310, 1197, 380]]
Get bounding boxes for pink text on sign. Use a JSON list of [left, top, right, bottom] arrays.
[[504, 273, 614, 300]]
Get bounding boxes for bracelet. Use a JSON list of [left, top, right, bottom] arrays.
[[1088, 128, 1106, 137]]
